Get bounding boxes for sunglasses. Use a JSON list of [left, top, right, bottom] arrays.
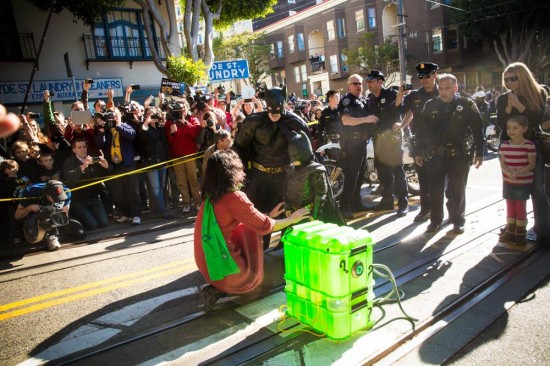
[[504, 76, 518, 83], [418, 74, 433, 79], [348, 82, 362, 86]]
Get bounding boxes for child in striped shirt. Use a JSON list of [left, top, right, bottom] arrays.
[[498, 115, 536, 245]]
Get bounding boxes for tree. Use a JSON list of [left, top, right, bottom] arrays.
[[214, 31, 272, 86], [29, 0, 277, 82], [343, 33, 399, 77], [450, 0, 550, 74], [28, 0, 125, 28]]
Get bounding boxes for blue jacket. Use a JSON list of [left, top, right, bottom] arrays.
[[96, 123, 137, 166]]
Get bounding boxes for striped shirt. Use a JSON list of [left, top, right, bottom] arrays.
[[499, 140, 536, 185]]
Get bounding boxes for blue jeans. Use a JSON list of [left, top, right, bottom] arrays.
[[146, 167, 168, 215], [70, 197, 109, 230], [531, 141, 550, 238]]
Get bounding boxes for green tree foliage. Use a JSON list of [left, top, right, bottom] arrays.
[[28, 0, 123, 28], [167, 55, 208, 85], [450, 0, 550, 72], [181, 0, 277, 67], [344, 33, 399, 75], [213, 32, 272, 86]]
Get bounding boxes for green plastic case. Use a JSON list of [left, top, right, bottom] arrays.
[[282, 220, 376, 339]]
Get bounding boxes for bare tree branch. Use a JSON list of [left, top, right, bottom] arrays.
[[133, 0, 169, 75]]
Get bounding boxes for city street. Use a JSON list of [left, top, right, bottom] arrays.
[[1, 154, 549, 366]]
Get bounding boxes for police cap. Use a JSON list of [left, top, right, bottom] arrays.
[[366, 69, 385, 81], [415, 62, 438, 77]]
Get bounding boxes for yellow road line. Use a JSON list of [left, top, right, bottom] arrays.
[[0, 259, 193, 313], [0, 262, 198, 321]]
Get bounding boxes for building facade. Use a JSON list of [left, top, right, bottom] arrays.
[[0, 0, 174, 115], [257, 0, 502, 98]]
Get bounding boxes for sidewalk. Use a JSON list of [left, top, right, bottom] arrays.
[[0, 205, 195, 259]]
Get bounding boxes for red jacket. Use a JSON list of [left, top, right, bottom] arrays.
[[165, 115, 201, 158]]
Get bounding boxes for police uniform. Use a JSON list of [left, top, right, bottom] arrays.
[[338, 92, 372, 213], [316, 106, 342, 160], [417, 95, 485, 230], [400, 62, 440, 218], [369, 82, 408, 212]]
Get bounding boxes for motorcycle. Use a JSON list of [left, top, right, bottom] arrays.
[[485, 115, 500, 152], [316, 134, 420, 200]]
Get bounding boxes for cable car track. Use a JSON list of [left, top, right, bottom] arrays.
[[43, 198, 543, 366]]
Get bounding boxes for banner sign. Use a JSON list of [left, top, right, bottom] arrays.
[[208, 59, 250, 82], [160, 78, 186, 97], [0, 78, 123, 105]]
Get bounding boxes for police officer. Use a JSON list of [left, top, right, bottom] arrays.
[[338, 74, 379, 219], [366, 70, 408, 216], [395, 62, 440, 222], [316, 89, 341, 160], [415, 74, 485, 234]]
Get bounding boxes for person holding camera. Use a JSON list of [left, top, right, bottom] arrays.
[[395, 62, 440, 223], [63, 138, 111, 230], [165, 100, 202, 213], [137, 107, 173, 219], [96, 107, 142, 225]]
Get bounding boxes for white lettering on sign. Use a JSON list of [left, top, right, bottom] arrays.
[[208, 59, 250, 82], [0, 78, 123, 105]]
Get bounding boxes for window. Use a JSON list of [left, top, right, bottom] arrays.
[[270, 43, 275, 58], [288, 35, 295, 53], [301, 64, 307, 81], [294, 66, 301, 83], [277, 40, 284, 58], [446, 29, 458, 49], [330, 54, 338, 74], [297, 33, 305, 51], [327, 20, 335, 41], [432, 27, 443, 52], [177, 22, 183, 33], [337, 18, 346, 38], [175, 5, 181, 17], [93, 9, 157, 59], [288, 0, 296, 3], [340, 53, 348, 72], [368, 7, 376, 29], [355, 10, 364, 32]]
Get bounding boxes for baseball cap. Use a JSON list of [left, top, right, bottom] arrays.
[[45, 180, 68, 202]]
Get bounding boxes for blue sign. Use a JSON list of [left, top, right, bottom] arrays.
[[209, 59, 250, 82], [160, 78, 186, 97], [0, 78, 123, 105]]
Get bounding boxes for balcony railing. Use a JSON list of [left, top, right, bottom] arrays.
[[311, 60, 326, 73], [82, 34, 166, 68], [0, 32, 36, 62]]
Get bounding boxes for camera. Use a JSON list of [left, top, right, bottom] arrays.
[[85, 78, 94, 84], [164, 101, 185, 121], [404, 84, 414, 90], [150, 114, 162, 120], [217, 85, 225, 94], [131, 84, 140, 90], [91, 157, 101, 163], [94, 111, 116, 129], [206, 118, 214, 128], [29, 112, 40, 119]]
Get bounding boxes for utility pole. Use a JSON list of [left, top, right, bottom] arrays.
[[396, 0, 407, 84]]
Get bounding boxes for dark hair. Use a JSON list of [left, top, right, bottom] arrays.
[[507, 115, 529, 128], [70, 138, 88, 148], [201, 150, 245, 203], [214, 129, 231, 144], [326, 89, 338, 100]]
